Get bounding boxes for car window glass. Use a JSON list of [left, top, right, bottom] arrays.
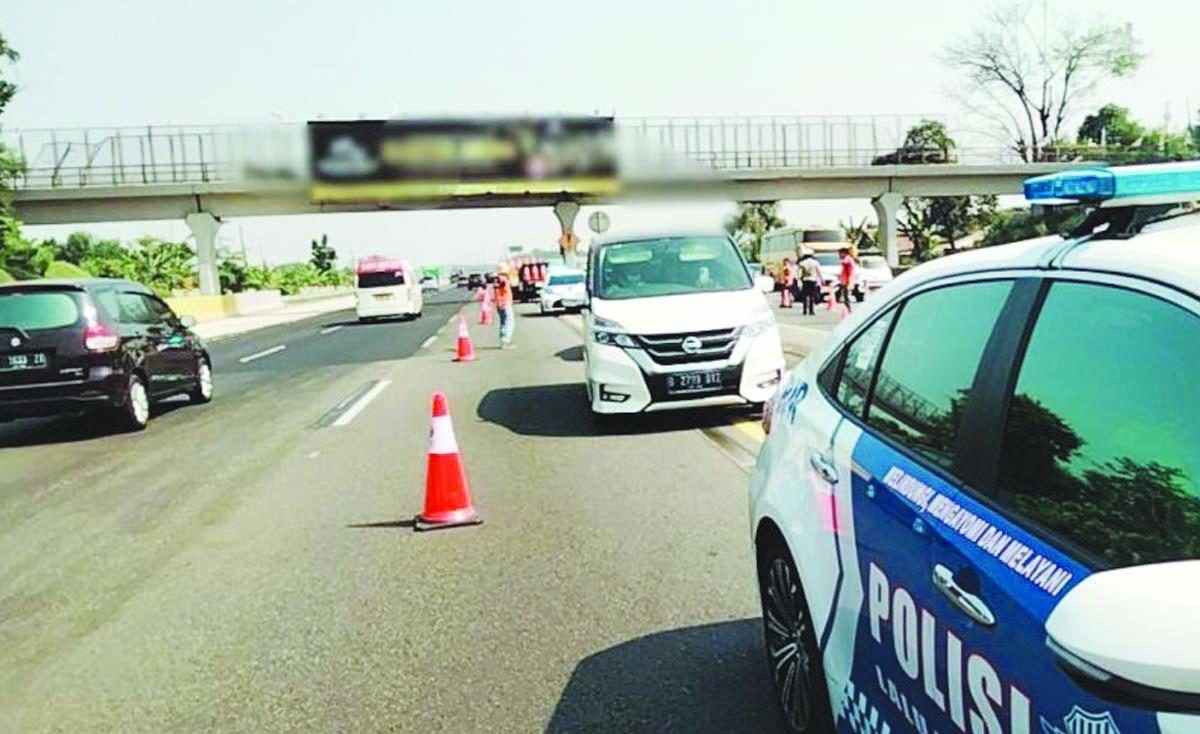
[[833, 309, 895, 418], [92, 290, 121, 322], [141, 295, 174, 322], [0, 291, 81, 330], [865, 281, 1013, 472], [117, 292, 155, 324], [996, 283, 1200, 568]]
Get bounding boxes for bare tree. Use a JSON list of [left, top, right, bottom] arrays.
[[943, 3, 1142, 161]]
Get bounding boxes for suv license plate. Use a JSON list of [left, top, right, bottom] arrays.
[[666, 370, 723, 394], [2, 352, 48, 371]]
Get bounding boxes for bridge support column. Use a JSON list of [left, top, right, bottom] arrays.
[[186, 212, 222, 296], [871, 192, 903, 269], [553, 200, 581, 268]]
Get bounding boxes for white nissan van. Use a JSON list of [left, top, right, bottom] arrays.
[[583, 233, 785, 417]]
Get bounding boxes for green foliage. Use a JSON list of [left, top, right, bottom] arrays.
[[43, 260, 92, 279], [980, 207, 1089, 247], [724, 202, 786, 262], [1078, 104, 1143, 147], [0, 266, 11, 283], [898, 200, 939, 262], [310, 233, 337, 273], [840, 217, 877, 250], [873, 120, 957, 165]]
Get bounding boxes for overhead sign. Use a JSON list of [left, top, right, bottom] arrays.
[[308, 117, 618, 203]]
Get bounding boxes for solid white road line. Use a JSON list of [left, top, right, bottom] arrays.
[[239, 345, 286, 363], [332, 379, 392, 427], [421, 335, 437, 350], [320, 325, 343, 335]]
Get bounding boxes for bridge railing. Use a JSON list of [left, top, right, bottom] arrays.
[[3, 117, 1130, 191]]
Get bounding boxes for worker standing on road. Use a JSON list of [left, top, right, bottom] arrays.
[[837, 247, 857, 313], [780, 259, 794, 308], [495, 273, 515, 349], [798, 250, 821, 316]]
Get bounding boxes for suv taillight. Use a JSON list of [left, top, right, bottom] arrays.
[[84, 323, 119, 352]]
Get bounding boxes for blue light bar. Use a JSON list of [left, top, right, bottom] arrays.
[[1024, 161, 1200, 205]]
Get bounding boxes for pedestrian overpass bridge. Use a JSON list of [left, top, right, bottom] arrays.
[[6, 116, 1089, 293]]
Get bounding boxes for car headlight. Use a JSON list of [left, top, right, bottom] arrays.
[[741, 309, 776, 337], [591, 316, 641, 348]]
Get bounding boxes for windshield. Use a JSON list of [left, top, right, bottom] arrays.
[[814, 253, 842, 267], [595, 236, 751, 300], [548, 274, 584, 286], [357, 271, 404, 288], [860, 256, 888, 269], [0, 291, 82, 330]]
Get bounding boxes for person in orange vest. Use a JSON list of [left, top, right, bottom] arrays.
[[495, 273, 515, 348]]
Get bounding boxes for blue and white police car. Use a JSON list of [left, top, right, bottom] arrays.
[[750, 162, 1200, 734]]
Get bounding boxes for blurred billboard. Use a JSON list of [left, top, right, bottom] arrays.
[[308, 117, 618, 203]]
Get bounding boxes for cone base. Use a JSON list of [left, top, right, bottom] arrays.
[[454, 354, 477, 362], [414, 512, 483, 532]]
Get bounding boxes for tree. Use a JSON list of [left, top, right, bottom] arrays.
[[944, 3, 1143, 162], [979, 206, 1088, 247], [124, 237, 196, 295], [0, 34, 24, 254], [1077, 103, 1143, 147], [928, 194, 998, 251], [840, 217, 877, 251], [724, 202, 785, 262], [872, 120, 957, 165], [310, 233, 337, 273], [898, 199, 939, 262]]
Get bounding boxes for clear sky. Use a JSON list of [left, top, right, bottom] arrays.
[[3, 0, 1196, 266]]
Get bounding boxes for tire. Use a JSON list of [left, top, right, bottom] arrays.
[[758, 535, 834, 734], [189, 358, 214, 404], [117, 373, 151, 432]]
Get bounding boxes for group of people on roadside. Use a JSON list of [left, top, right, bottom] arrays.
[[779, 247, 861, 315]]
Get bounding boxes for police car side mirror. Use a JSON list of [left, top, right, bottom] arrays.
[[1044, 563, 1200, 713]]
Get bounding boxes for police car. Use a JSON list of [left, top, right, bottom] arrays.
[[749, 162, 1200, 734]]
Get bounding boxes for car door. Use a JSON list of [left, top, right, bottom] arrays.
[[141, 293, 196, 390], [929, 277, 1200, 734], [818, 278, 1023, 734], [114, 290, 176, 395]]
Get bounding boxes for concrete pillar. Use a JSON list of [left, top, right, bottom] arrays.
[[553, 200, 582, 269], [185, 211, 221, 295], [871, 192, 904, 269]]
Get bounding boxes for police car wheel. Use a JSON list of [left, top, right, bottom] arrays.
[[759, 539, 832, 733]]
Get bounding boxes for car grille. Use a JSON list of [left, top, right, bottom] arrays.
[[635, 327, 739, 365]]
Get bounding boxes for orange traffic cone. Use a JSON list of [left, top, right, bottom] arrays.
[[416, 392, 482, 531], [455, 315, 476, 362], [480, 301, 493, 325], [825, 287, 836, 311]]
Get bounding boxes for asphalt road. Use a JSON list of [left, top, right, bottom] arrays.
[[0, 289, 831, 733]]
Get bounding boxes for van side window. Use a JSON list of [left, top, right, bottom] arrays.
[[995, 282, 1200, 568], [864, 281, 1013, 472]]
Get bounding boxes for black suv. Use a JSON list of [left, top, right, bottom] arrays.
[[0, 278, 213, 431]]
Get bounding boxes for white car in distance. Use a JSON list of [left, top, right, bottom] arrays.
[[539, 269, 588, 314]]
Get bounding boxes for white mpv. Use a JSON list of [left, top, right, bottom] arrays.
[[583, 233, 785, 416]]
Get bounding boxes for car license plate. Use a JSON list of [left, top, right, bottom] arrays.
[[2, 352, 48, 372], [666, 370, 723, 394]]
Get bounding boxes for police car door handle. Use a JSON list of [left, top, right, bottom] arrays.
[[932, 564, 996, 627], [809, 453, 838, 485]]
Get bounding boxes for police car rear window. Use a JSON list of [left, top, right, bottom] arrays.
[[996, 282, 1200, 568], [865, 281, 1013, 472]]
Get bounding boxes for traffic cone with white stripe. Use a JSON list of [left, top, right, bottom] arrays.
[[416, 392, 481, 531], [480, 300, 494, 325], [454, 315, 476, 362]]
